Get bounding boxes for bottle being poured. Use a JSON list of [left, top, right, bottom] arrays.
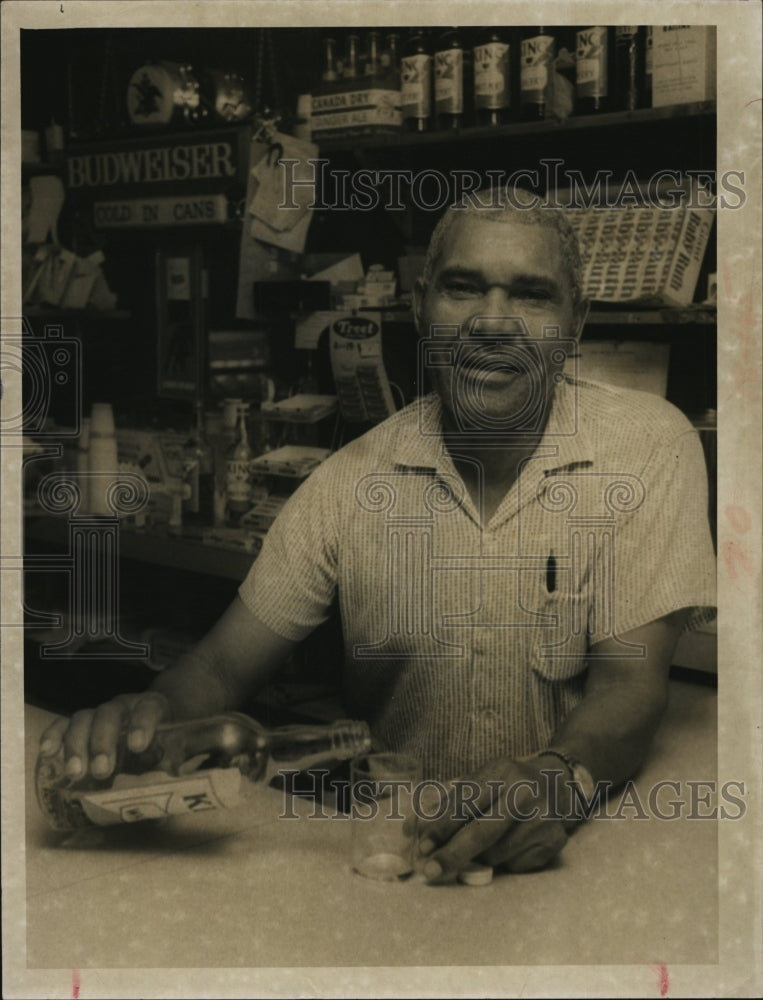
[[36, 714, 371, 832]]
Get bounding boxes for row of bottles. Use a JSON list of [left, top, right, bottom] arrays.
[[316, 26, 653, 131], [182, 398, 265, 529]]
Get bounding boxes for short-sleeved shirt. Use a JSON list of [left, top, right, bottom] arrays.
[[239, 377, 716, 781]]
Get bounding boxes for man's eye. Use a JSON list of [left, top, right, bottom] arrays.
[[519, 289, 552, 301], [443, 281, 481, 298]]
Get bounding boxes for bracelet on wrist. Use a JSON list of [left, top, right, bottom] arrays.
[[531, 747, 597, 804]]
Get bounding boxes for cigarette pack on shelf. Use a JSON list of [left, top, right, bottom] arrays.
[[260, 394, 337, 423], [200, 526, 266, 554], [241, 495, 288, 531], [249, 445, 331, 479], [561, 181, 715, 306]]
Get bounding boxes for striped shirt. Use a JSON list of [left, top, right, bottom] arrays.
[[240, 377, 716, 781]]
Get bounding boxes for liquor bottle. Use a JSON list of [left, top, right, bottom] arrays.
[[320, 36, 340, 91], [364, 30, 381, 82], [434, 26, 471, 130], [343, 33, 361, 83], [36, 714, 372, 832], [473, 27, 511, 125], [401, 28, 432, 132], [520, 26, 556, 120], [614, 26, 644, 111], [575, 26, 611, 114], [225, 402, 253, 526], [183, 400, 215, 526], [643, 26, 653, 108], [381, 32, 401, 89]]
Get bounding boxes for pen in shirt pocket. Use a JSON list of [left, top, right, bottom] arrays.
[[546, 551, 556, 594]]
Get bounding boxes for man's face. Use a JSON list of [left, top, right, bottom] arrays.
[[414, 214, 586, 435]]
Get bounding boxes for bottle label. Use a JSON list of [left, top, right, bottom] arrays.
[[576, 27, 608, 98], [474, 42, 509, 108], [401, 53, 431, 117], [616, 26, 639, 39], [434, 48, 464, 113], [76, 770, 243, 826], [520, 35, 555, 101], [226, 459, 251, 503]]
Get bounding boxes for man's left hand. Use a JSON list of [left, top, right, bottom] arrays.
[[416, 756, 572, 883]]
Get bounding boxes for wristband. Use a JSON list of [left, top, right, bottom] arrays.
[[532, 747, 597, 803]]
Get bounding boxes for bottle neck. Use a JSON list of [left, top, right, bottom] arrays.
[[266, 721, 371, 771]]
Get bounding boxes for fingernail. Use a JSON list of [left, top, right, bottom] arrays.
[[424, 859, 442, 881], [127, 728, 146, 752], [419, 836, 437, 856], [92, 753, 109, 778], [65, 756, 83, 779], [40, 738, 55, 756]]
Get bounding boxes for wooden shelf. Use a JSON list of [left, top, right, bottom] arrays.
[[357, 305, 716, 326], [24, 307, 131, 320], [317, 102, 716, 153], [25, 516, 254, 582]]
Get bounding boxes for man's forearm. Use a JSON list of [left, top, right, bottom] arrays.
[[548, 675, 668, 790], [544, 611, 687, 790], [149, 647, 241, 722]]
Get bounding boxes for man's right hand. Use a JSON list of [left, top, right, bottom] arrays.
[[38, 691, 173, 781]]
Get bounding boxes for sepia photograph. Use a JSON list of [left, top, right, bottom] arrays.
[[1, 1, 761, 997]]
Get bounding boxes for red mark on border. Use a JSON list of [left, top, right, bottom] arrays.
[[657, 963, 669, 996], [722, 539, 754, 580], [725, 504, 751, 534], [72, 969, 80, 999]]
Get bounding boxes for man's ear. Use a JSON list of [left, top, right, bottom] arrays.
[[573, 298, 590, 342], [412, 277, 426, 334]]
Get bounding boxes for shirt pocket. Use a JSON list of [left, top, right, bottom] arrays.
[[530, 589, 589, 747], [532, 589, 590, 682]]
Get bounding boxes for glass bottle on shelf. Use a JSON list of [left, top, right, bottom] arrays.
[[643, 26, 654, 108], [225, 402, 253, 526], [364, 30, 381, 82], [401, 27, 432, 132], [473, 26, 512, 126], [520, 26, 556, 121], [381, 32, 401, 89], [320, 36, 340, 92], [575, 25, 611, 114], [434, 26, 471, 130], [36, 713, 372, 832], [343, 33, 361, 83], [183, 400, 215, 526], [614, 26, 644, 111]]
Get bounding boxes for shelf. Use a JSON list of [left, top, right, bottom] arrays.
[[317, 102, 716, 153], [25, 307, 131, 320], [25, 516, 254, 582], [585, 306, 716, 326], [353, 305, 716, 326]]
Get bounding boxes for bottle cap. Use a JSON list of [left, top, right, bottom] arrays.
[[458, 862, 494, 886]]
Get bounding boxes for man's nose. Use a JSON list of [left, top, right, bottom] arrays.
[[465, 288, 528, 339]]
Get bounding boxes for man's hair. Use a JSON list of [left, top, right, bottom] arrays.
[[420, 191, 584, 307]]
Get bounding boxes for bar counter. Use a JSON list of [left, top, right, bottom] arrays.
[[25, 679, 718, 971]]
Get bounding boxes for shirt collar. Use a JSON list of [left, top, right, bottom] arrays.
[[393, 377, 595, 477]]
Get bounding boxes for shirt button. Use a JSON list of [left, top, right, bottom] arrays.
[[480, 709, 500, 725]]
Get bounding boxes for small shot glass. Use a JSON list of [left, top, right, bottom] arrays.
[[350, 752, 422, 881]]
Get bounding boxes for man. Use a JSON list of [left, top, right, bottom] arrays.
[[40, 194, 716, 882]]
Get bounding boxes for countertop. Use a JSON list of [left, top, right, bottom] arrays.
[[24, 680, 718, 970]]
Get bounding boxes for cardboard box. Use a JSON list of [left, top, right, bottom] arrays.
[[652, 26, 716, 107], [311, 88, 401, 138]]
